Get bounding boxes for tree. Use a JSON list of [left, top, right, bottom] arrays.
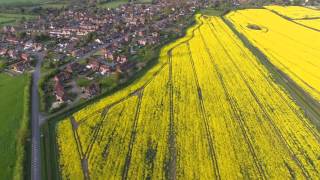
[[16, 32, 27, 39], [34, 33, 50, 43], [292, 0, 303, 5]]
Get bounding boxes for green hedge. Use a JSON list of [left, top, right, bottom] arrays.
[[39, 69, 59, 112]]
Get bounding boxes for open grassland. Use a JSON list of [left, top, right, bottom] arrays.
[[55, 14, 320, 179], [0, 73, 29, 179], [226, 9, 320, 103], [265, 5, 320, 19]]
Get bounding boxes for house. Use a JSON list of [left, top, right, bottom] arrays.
[[54, 81, 67, 102], [138, 39, 147, 46], [54, 71, 72, 82], [0, 48, 8, 56], [104, 49, 115, 61], [12, 62, 28, 73], [7, 50, 17, 59], [20, 53, 29, 61], [66, 62, 82, 74], [24, 41, 33, 50], [116, 55, 128, 64], [99, 64, 110, 75], [124, 35, 130, 42], [83, 83, 100, 98], [152, 32, 159, 37], [33, 43, 43, 51], [86, 59, 100, 71], [138, 30, 144, 37], [3, 26, 16, 33], [6, 37, 19, 44]]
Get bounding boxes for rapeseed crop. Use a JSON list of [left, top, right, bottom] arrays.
[[56, 14, 320, 179], [226, 9, 320, 102]]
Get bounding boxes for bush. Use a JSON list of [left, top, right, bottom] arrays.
[[247, 24, 262, 30], [100, 75, 117, 91], [39, 69, 59, 112], [76, 77, 91, 87], [0, 60, 7, 70]]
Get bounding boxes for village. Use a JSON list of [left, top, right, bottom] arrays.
[[0, 0, 198, 113]]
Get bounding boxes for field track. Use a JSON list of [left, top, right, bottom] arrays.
[[54, 13, 320, 179]]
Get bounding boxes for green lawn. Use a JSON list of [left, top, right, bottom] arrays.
[[0, 73, 29, 179]]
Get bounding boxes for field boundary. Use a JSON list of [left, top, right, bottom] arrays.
[[265, 8, 320, 32]]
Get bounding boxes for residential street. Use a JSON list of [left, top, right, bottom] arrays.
[[31, 53, 43, 180]]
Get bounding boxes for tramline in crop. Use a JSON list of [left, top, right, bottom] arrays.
[[264, 5, 320, 31], [55, 14, 320, 179], [226, 9, 320, 102]]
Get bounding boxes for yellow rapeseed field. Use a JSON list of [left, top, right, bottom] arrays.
[[265, 5, 320, 30], [226, 8, 320, 102], [295, 19, 320, 30], [56, 14, 320, 179], [265, 5, 320, 19]]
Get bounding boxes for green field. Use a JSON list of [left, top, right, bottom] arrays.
[[98, 0, 152, 9], [40, 2, 68, 9], [0, 13, 35, 26], [200, 8, 224, 16], [0, 73, 29, 179], [98, 0, 128, 9], [0, 0, 47, 5]]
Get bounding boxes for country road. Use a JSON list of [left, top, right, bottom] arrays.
[[31, 46, 98, 178], [31, 53, 43, 180]]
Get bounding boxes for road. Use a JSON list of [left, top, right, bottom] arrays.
[[31, 53, 43, 180], [31, 18, 172, 178]]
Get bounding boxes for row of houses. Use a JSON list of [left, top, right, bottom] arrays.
[[0, 32, 44, 72], [0, 47, 32, 73], [18, 0, 196, 60], [53, 62, 102, 103]]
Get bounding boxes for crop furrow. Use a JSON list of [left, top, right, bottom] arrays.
[[208, 20, 312, 178], [198, 22, 267, 179], [218, 18, 320, 143], [186, 42, 221, 179], [165, 50, 177, 180], [122, 90, 144, 180], [84, 108, 109, 159], [70, 116, 89, 179]]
